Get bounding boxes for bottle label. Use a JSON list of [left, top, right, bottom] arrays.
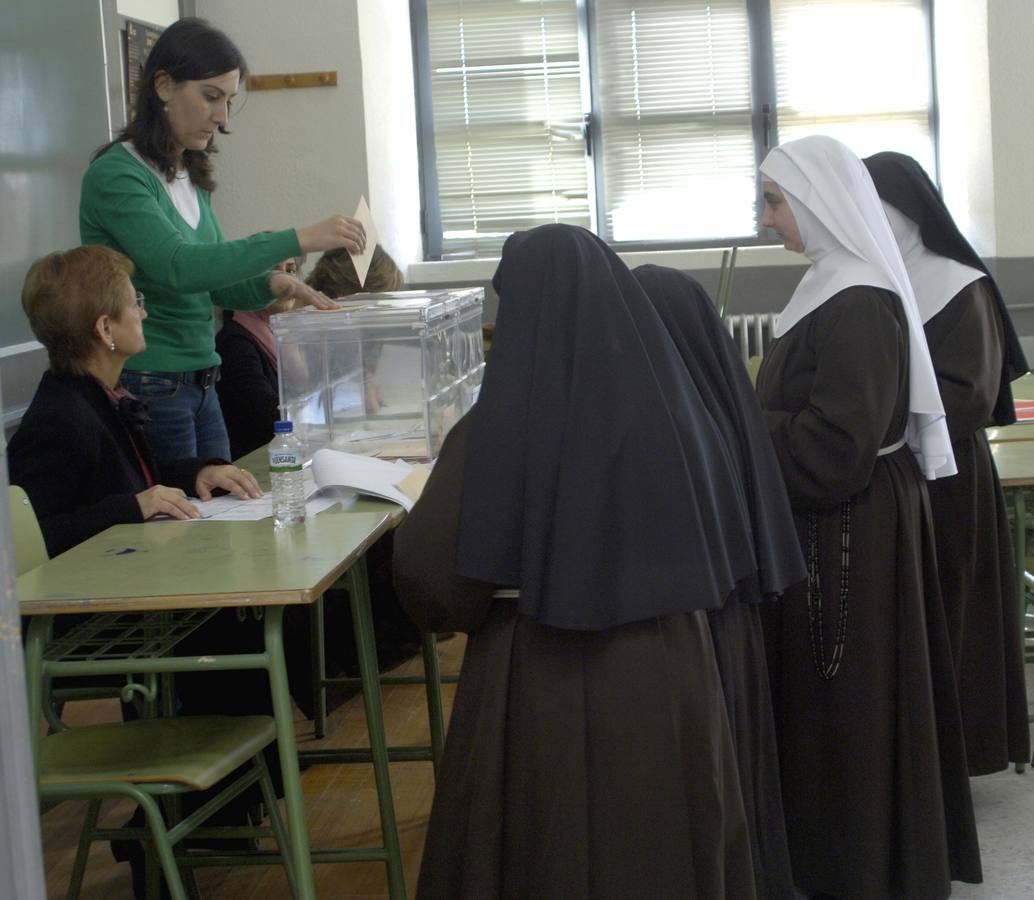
[[269, 451, 302, 470]]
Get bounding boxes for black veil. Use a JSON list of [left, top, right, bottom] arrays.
[[864, 151, 1028, 425], [634, 264, 805, 601], [455, 224, 799, 630]]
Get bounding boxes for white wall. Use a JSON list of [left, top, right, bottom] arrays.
[[116, 0, 179, 27], [356, 0, 423, 267], [194, 0, 1034, 275], [194, 0, 371, 269], [934, 0, 996, 257], [987, 0, 1034, 258]]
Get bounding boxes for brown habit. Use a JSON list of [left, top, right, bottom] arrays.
[[756, 286, 981, 899], [394, 415, 757, 900], [923, 278, 1031, 774]]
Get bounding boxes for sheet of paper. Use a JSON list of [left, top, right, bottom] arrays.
[[348, 195, 380, 288], [311, 448, 416, 510], [155, 482, 339, 522]]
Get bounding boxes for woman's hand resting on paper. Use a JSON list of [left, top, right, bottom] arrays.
[[136, 485, 201, 520], [195, 465, 264, 502]]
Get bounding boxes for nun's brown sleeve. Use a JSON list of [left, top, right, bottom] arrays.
[[924, 278, 1004, 442], [764, 287, 907, 508], [393, 412, 496, 634]]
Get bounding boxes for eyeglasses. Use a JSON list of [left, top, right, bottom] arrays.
[[133, 292, 146, 310]]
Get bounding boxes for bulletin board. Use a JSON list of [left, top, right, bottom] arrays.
[[123, 18, 163, 116]]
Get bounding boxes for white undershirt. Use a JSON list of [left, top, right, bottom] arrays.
[[122, 141, 201, 229]]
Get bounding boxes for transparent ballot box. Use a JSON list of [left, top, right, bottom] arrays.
[[270, 289, 485, 461]]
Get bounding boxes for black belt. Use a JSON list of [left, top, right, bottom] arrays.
[[125, 368, 222, 390], [184, 366, 221, 389]]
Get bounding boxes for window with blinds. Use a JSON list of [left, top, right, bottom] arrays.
[[593, 0, 756, 243], [422, 0, 590, 258], [413, 0, 935, 258], [771, 0, 935, 174]]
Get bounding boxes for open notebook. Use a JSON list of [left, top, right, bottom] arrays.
[[310, 449, 430, 512], [174, 452, 429, 522]]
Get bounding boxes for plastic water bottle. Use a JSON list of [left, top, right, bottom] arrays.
[[269, 420, 306, 526]]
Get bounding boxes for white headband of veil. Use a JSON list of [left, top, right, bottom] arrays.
[[760, 135, 956, 480], [881, 200, 985, 323]]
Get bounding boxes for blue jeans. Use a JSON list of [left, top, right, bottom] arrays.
[[120, 370, 231, 463]]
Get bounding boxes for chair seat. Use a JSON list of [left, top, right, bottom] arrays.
[[40, 715, 276, 790]]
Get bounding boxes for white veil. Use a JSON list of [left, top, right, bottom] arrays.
[[881, 201, 985, 323], [760, 136, 956, 480]]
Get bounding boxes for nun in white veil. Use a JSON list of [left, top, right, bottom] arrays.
[[754, 135, 980, 900]]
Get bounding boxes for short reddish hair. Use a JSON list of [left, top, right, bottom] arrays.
[[22, 246, 134, 375]]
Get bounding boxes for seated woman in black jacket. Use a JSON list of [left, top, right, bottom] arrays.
[[9, 245, 260, 556], [8, 245, 267, 898]]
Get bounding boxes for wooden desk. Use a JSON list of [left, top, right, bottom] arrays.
[[18, 505, 399, 900], [990, 441, 1034, 629], [986, 422, 1034, 443], [1009, 372, 1034, 400]]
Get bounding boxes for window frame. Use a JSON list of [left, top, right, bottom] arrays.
[[410, 0, 938, 260]]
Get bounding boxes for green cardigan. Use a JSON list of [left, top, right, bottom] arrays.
[[79, 142, 301, 372]]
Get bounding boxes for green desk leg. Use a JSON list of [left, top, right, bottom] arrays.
[[264, 605, 316, 900], [346, 559, 406, 900], [24, 616, 49, 763], [420, 633, 446, 777], [310, 595, 328, 739], [1016, 488, 1026, 641], [1013, 489, 1030, 773]]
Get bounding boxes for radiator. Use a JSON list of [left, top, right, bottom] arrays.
[[725, 313, 779, 363]]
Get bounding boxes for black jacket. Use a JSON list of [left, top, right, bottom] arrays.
[[8, 371, 206, 557], [215, 316, 279, 461]]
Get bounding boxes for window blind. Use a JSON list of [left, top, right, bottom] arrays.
[[771, 0, 934, 172], [593, 0, 756, 243], [426, 0, 590, 257]]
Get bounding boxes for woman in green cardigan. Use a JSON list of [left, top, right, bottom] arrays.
[[80, 17, 366, 462]]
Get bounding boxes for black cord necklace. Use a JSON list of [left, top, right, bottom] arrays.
[[806, 500, 852, 680]]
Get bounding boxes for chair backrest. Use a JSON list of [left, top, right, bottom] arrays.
[[8, 485, 48, 575]]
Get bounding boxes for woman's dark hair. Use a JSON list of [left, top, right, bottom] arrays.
[[91, 17, 247, 192]]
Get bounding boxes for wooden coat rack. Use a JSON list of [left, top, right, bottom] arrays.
[[247, 71, 337, 91]]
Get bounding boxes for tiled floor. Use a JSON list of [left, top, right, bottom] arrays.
[[950, 660, 1034, 899]]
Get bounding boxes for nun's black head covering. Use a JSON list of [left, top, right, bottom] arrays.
[[633, 265, 806, 601], [455, 224, 792, 631], [864, 151, 1028, 425]]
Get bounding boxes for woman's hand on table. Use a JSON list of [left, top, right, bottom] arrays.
[[269, 271, 338, 310], [296, 215, 367, 255], [195, 465, 264, 501], [136, 485, 202, 520]]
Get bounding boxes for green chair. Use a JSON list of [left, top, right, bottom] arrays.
[[745, 355, 764, 387], [10, 486, 296, 899], [9, 484, 47, 574], [10, 485, 130, 731], [37, 715, 293, 900]]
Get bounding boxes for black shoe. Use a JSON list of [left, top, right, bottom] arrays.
[[110, 837, 171, 900]]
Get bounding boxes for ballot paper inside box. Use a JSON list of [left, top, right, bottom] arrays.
[[270, 289, 485, 462]]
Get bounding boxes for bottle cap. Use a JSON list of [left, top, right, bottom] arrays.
[[273, 420, 294, 433]]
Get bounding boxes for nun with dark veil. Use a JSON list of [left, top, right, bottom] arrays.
[[865, 150, 1031, 774], [756, 136, 981, 899], [393, 224, 807, 900], [634, 263, 804, 900]]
